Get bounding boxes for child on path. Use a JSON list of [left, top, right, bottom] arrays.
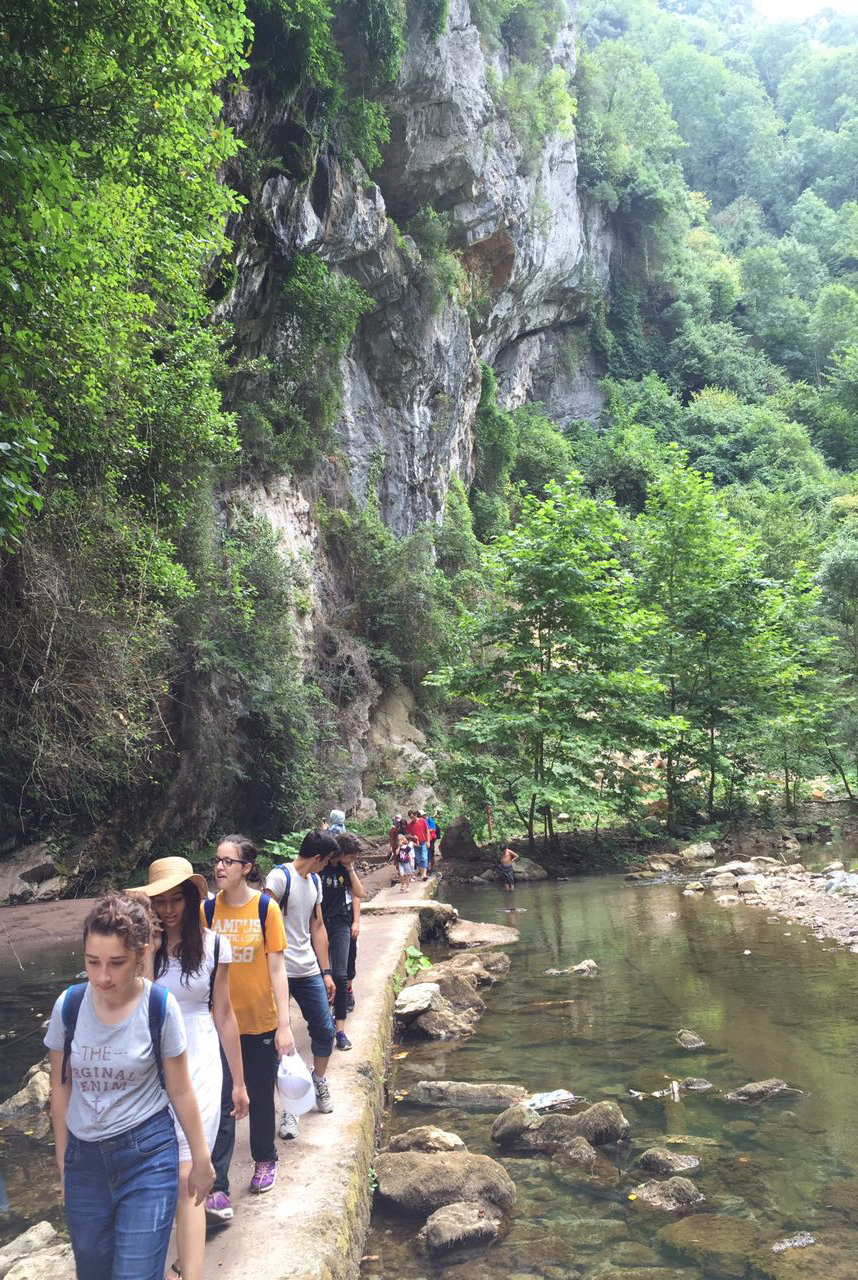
[[264, 829, 339, 1140], [203, 835, 293, 1221], [501, 846, 519, 892], [395, 832, 416, 892], [44, 893, 214, 1280], [136, 857, 248, 1280], [319, 834, 365, 1051]]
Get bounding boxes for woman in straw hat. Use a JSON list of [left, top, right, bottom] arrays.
[[135, 857, 248, 1280]]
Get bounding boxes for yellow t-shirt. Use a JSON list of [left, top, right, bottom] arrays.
[[201, 892, 287, 1036]]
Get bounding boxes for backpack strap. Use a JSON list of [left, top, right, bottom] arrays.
[[203, 896, 215, 928], [60, 983, 87, 1086], [275, 864, 292, 916], [208, 933, 221, 1012], [258, 891, 270, 945], [148, 983, 169, 1091]]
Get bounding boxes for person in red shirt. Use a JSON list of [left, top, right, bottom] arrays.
[[406, 810, 430, 880]]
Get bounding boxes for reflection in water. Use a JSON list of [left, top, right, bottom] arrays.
[[366, 876, 858, 1279]]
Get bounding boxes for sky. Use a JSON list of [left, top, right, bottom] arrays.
[[754, 0, 858, 18]]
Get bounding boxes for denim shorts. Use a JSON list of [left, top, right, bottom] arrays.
[[414, 842, 429, 869], [64, 1107, 178, 1280]]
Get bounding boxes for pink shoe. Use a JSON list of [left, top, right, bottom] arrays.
[[250, 1160, 277, 1193]]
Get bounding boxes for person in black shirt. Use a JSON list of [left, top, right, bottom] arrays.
[[319, 834, 365, 1050]]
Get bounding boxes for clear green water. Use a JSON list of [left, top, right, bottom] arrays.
[[365, 876, 858, 1278]]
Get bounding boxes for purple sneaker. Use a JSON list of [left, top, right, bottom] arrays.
[[204, 1191, 233, 1224], [250, 1160, 277, 1194]]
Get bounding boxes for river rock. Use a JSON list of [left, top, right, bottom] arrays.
[[639, 1147, 701, 1175], [394, 982, 443, 1020], [408, 965, 487, 1016], [5, 1245, 75, 1280], [417, 900, 459, 940], [419, 1198, 504, 1256], [725, 1078, 793, 1103], [680, 1077, 713, 1092], [658, 1214, 765, 1277], [633, 1176, 704, 1211], [737, 876, 763, 894], [447, 920, 520, 949], [374, 1151, 516, 1215], [0, 1061, 51, 1139], [388, 1125, 467, 1154], [771, 1233, 816, 1253], [626, 870, 658, 881], [711, 872, 739, 890], [676, 1029, 707, 1050], [572, 958, 598, 974], [0, 1223, 66, 1279], [679, 842, 717, 863], [506, 856, 547, 881], [491, 1100, 629, 1150], [412, 1005, 478, 1040], [410, 1079, 527, 1111], [438, 816, 481, 862], [467, 950, 511, 976], [550, 1135, 618, 1187], [0, 841, 76, 905]]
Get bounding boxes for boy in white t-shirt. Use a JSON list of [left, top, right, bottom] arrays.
[[264, 830, 339, 1138]]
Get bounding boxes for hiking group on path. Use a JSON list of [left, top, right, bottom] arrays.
[[43, 809, 387, 1280]]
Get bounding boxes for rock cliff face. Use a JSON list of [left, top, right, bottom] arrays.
[[221, 0, 613, 815]]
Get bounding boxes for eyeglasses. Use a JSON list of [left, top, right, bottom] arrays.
[[213, 856, 248, 868]]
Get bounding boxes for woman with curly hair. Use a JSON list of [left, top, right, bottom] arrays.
[[44, 893, 213, 1280]]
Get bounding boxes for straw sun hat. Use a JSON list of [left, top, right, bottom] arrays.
[[134, 856, 208, 902]]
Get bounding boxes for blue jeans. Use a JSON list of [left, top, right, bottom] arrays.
[[64, 1107, 178, 1280], [289, 973, 335, 1059]]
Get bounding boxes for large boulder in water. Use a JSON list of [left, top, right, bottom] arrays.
[[410, 1079, 527, 1111], [374, 1151, 516, 1215], [491, 1100, 629, 1151], [447, 919, 520, 948], [439, 816, 481, 862], [408, 964, 487, 1016], [419, 1199, 504, 1256]]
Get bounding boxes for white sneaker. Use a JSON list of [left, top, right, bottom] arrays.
[[278, 1109, 299, 1139]]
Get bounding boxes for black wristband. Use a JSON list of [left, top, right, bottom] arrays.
[[322, 968, 332, 976]]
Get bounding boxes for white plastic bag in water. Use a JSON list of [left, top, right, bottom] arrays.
[[277, 1052, 315, 1115]]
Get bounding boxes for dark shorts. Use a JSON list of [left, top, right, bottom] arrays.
[[501, 865, 515, 885]]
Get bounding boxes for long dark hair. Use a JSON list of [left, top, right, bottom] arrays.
[[219, 832, 262, 884], [153, 880, 204, 983]]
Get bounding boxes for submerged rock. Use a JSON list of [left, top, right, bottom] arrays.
[[680, 1077, 713, 1092], [410, 1079, 526, 1111], [633, 1176, 704, 1211], [550, 1135, 617, 1187], [676, 1029, 707, 1050], [447, 920, 520, 949], [658, 1214, 765, 1277], [639, 1147, 701, 1175], [725, 1078, 795, 1104], [388, 1125, 466, 1154], [374, 1151, 516, 1215], [419, 1198, 503, 1256], [491, 1099, 629, 1151]]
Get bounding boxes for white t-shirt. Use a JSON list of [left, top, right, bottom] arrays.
[[265, 865, 324, 979], [44, 979, 186, 1142], [155, 929, 233, 1018]]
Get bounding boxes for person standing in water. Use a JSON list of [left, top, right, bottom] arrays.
[[501, 846, 519, 892], [137, 857, 249, 1280], [203, 834, 293, 1218], [44, 893, 214, 1280]]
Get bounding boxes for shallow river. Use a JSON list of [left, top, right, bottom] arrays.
[[365, 875, 858, 1279]]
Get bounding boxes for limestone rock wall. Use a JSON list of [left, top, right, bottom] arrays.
[[217, 0, 613, 813]]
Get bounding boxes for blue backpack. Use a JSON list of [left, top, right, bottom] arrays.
[[203, 891, 272, 939], [61, 982, 168, 1090]]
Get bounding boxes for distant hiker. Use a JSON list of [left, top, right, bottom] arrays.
[[203, 835, 293, 1216], [388, 813, 406, 862], [138, 857, 248, 1280], [406, 809, 430, 881], [426, 812, 440, 871], [501, 846, 519, 892], [264, 829, 338, 1140], [395, 832, 416, 893], [44, 893, 214, 1280], [328, 808, 347, 835], [320, 834, 366, 1051]]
